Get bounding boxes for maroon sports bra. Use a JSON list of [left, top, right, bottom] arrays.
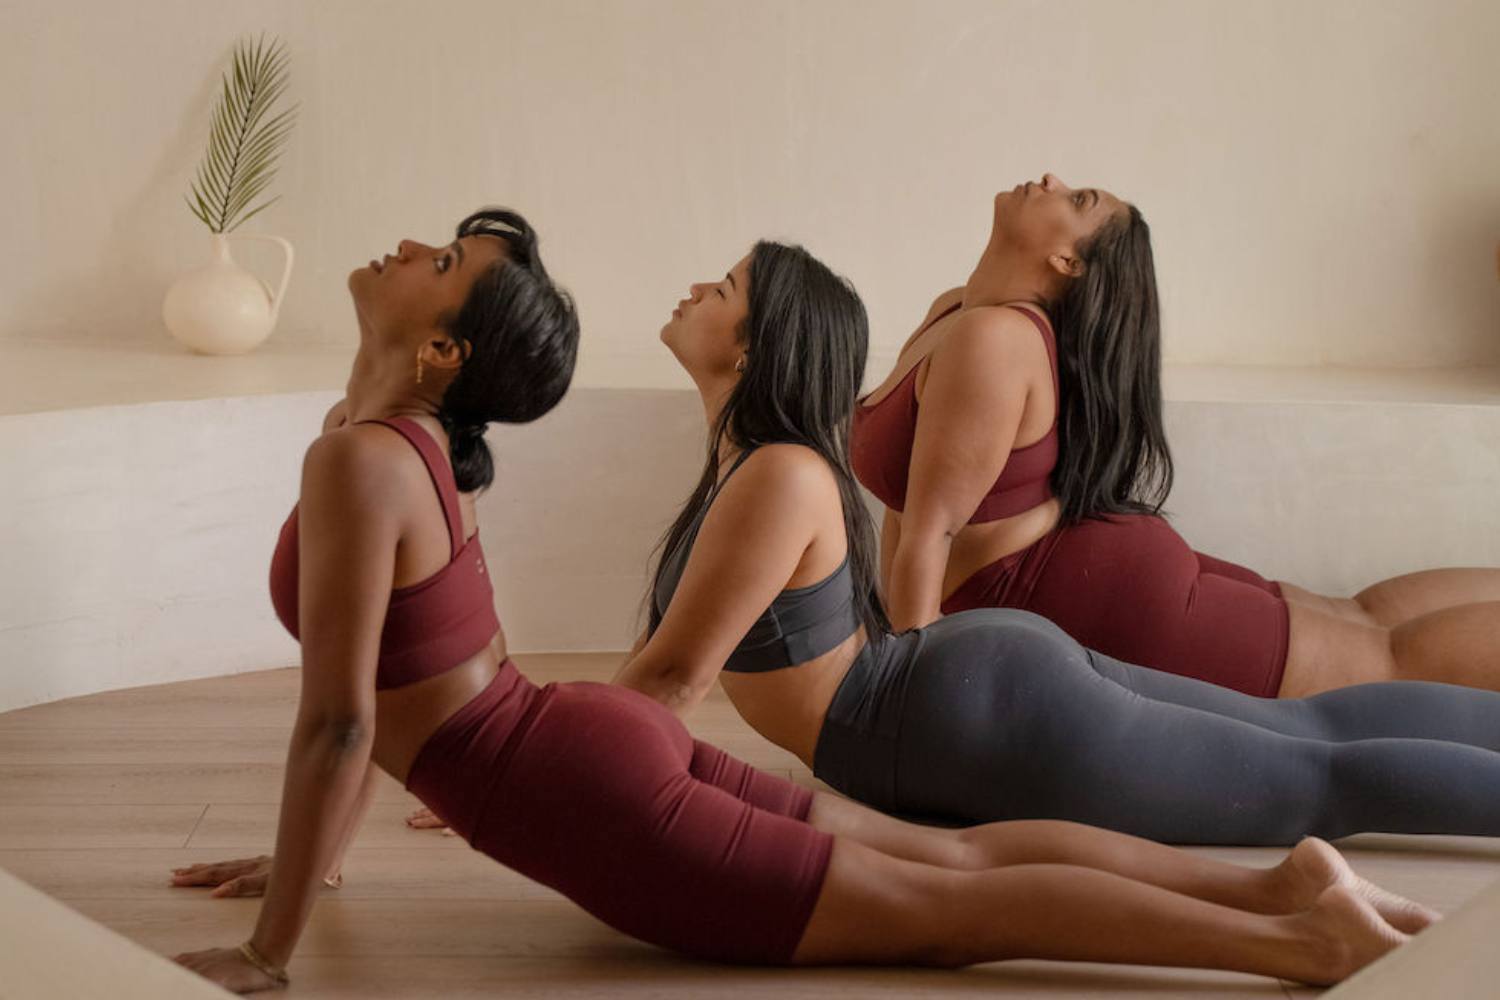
[[268, 417, 500, 690], [850, 303, 1060, 524]]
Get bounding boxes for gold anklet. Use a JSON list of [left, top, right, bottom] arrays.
[[238, 940, 289, 987]]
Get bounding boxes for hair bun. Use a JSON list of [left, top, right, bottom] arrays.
[[451, 421, 488, 443]]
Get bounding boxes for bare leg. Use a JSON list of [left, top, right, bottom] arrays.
[[792, 838, 1406, 985], [1282, 573, 1500, 630], [806, 792, 1437, 931], [1277, 599, 1500, 697], [1356, 568, 1500, 626]]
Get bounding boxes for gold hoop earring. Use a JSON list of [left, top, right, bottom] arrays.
[[415, 356, 425, 385]]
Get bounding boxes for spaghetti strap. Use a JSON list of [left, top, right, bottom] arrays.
[[360, 417, 465, 558], [710, 447, 759, 501]]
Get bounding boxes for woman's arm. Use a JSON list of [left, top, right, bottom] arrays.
[[883, 309, 1035, 631], [879, 507, 900, 589], [249, 428, 402, 964], [612, 445, 831, 715], [323, 761, 382, 885], [322, 398, 349, 433], [177, 428, 403, 989]]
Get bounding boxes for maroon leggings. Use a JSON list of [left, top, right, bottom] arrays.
[[405, 659, 833, 964], [941, 514, 1290, 697]]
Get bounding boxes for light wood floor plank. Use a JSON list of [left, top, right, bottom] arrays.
[[0, 847, 563, 902], [187, 801, 462, 850], [0, 804, 207, 849]]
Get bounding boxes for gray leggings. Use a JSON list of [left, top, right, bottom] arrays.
[[813, 609, 1500, 845]]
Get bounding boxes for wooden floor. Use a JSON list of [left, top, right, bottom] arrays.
[[3, 653, 1498, 998]]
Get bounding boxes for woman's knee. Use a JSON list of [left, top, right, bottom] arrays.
[[807, 794, 981, 870], [792, 839, 964, 966]]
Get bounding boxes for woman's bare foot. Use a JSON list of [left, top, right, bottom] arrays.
[[406, 805, 455, 836], [1289, 885, 1409, 986], [1277, 837, 1440, 934]]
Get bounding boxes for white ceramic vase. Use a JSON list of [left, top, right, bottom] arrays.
[[163, 233, 294, 356]]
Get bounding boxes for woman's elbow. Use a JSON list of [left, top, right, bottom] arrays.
[[620, 662, 713, 714], [294, 714, 374, 756]]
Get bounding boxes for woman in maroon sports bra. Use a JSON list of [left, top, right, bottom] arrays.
[[166, 209, 1421, 992], [853, 173, 1500, 698]]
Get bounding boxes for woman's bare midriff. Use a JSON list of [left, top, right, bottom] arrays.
[[371, 632, 508, 785], [909, 497, 1062, 602], [719, 628, 868, 768]]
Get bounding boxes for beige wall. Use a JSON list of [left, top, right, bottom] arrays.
[[4, 0, 1498, 383]]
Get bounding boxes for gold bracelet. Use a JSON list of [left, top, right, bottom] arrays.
[[238, 940, 290, 987]]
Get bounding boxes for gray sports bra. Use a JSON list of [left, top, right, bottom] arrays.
[[652, 447, 862, 673]]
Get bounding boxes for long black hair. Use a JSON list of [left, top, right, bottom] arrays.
[[1049, 204, 1173, 522], [648, 241, 891, 640], [437, 208, 580, 493]]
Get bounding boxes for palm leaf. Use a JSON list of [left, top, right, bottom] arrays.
[[185, 34, 297, 233]]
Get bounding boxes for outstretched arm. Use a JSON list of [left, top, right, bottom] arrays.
[[175, 427, 402, 991], [613, 445, 830, 716]]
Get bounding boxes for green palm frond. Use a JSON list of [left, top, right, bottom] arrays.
[[186, 35, 297, 233]]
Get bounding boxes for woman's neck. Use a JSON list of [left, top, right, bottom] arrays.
[[691, 375, 743, 471], [343, 342, 441, 425], [962, 242, 1051, 312]]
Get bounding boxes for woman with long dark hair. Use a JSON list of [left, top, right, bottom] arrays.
[[851, 174, 1499, 698], [168, 212, 1414, 992]]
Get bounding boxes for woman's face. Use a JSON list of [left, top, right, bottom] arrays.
[[349, 234, 505, 344], [992, 173, 1124, 264], [661, 253, 753, 380]]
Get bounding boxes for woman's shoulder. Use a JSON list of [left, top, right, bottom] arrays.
[[729, 443, 840, 504], [931, 303, 1052, 367], [301, 421, 415, 494]]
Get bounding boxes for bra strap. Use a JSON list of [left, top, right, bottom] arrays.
[[710, 446, 759, 502], [360, 417, 465, 559], [1005, 305, 1061, 405]]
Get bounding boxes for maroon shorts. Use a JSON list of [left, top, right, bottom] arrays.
[[406, 659, 833, 964], [940, 514, 1290, 697]]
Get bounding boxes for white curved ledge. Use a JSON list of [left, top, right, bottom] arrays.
[[2, 342, 1497, 714]]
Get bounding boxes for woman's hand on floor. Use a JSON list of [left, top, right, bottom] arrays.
[[173, 946, 283, 993], [406, 806, 455, 835], [170, 855, 273, 897]]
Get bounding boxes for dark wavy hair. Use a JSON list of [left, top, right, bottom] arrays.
[[436, 208, 580, 492], [648, 241, 890, 640], [1049, 204, 1173, 523]]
